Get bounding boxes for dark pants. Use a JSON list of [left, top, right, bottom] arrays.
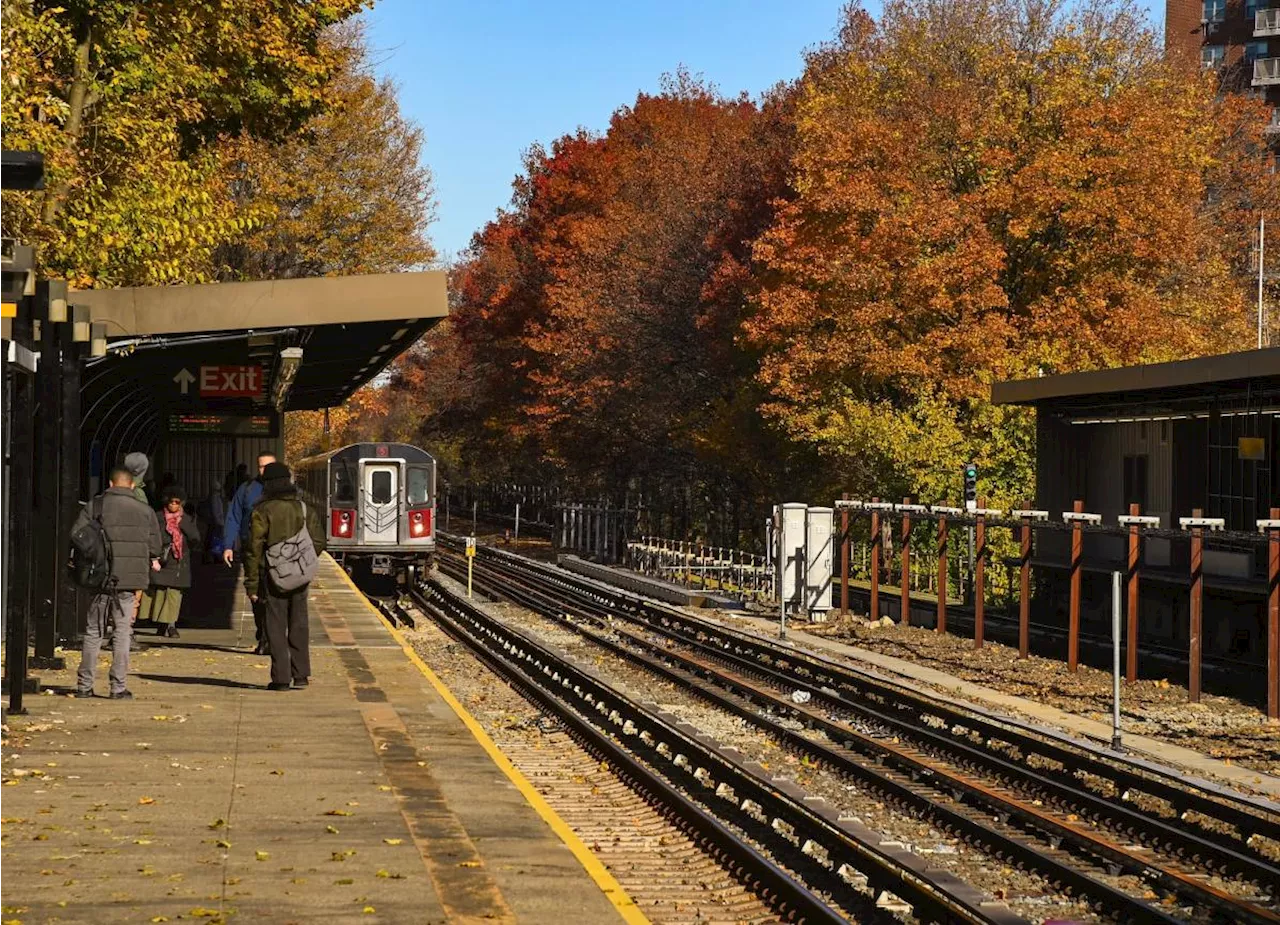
[[252, 590, 268, 645], [264, 584, 310, 686]]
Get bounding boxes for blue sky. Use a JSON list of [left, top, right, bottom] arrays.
[[363, 0, 1164, 260]]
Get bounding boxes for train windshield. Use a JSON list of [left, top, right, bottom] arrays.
[[407, 467, 431, 506], [332, 464, 356, 504]]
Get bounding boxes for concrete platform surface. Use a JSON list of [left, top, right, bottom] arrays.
[[1, 556, 634, 924]]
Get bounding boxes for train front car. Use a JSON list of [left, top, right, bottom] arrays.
[[295, 442, 437, 588]]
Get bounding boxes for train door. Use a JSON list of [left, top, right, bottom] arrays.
[[360, 461, 400, 544]]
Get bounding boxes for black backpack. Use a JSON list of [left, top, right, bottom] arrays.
[[69, 497, 114, 590]]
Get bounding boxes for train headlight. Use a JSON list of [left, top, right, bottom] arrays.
[[331, 510, 352, 537], [409, 509, 429, 538]]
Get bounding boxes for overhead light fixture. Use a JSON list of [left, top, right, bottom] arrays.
[[89, 321, 108, 358], [272, 346, 303, 410], [71, 304, 91, 343]]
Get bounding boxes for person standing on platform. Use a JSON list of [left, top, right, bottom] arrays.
[[224, 451, 276, 654], [201, 479, 227, 563], [72, 468, 164, 699], [243, 462, 325, 691], [141, 486, 201, 638], [122, 451, 154, 649]]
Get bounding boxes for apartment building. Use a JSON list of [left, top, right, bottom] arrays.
[[1168, 0, 1280, 130]]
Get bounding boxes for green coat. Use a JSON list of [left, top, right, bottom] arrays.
[[244, 493, 326, 597]]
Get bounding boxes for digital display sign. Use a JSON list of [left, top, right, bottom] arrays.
[[167, 412, 276, 437]]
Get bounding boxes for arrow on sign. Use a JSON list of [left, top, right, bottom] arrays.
[[173, 368, 196, 395]]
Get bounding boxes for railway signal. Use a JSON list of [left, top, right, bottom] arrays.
[[466, 535, 476, 598], [963, 462, 978, 513]]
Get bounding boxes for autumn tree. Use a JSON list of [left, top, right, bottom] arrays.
[[746, 0, 1276, 505], [1, 0, 367, 288]]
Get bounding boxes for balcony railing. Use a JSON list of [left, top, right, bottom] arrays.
[[1267, 110, 1280, 134], [1257, 8, 1280, 36], [1254, 56, 1280, 85]]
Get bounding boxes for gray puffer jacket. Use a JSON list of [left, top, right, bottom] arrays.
[[72, 487, 164, 591]]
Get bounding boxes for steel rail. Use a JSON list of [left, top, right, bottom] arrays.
[[441, 536, 1280, 859], [408, 577, 1029, 925], [441, 552, 1278, 925]]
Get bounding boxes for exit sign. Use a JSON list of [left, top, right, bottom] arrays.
[[200, 365, 263, 398]]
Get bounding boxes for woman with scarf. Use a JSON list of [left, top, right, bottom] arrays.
[[140, 486, 201, 638]]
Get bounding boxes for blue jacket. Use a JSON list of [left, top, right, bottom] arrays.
[[224, 479, 264, 551]]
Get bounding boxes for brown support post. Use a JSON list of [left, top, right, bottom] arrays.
[[975, 503, 986, 650], [936, 514, 948, 635], [870, 499, 881, 621], [1126, 502, 1141, 684], [1189, 508, 1204, 704], [1069, 499, 1083, 673], [1268, 507, 1279, 722], [900, 497, 911, 627], [840, 492, 850, 619], [1019, 512, 1031, 659]]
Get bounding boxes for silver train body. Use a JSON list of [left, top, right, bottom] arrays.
[[295, 442, 437, 582]]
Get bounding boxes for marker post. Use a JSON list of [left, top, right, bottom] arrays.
[[466, 535, 476, 598]]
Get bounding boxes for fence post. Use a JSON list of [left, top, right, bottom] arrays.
[[1126, 503, 1141, 683], [870, 499, 881, 621], [1069, 499, 1084, 673], [901, 497, 911, 627], [936, 512, 948, 634], [841, 493, 850, 618], [1189, 508, 1204, 704], [1019, 512, 1032, 659], [1267, 508, 1279, 722], [974, 503, 986, 649]]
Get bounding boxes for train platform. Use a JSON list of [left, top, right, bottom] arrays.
[[0, 556, 637, 924], [726, 612, 1280, 800]]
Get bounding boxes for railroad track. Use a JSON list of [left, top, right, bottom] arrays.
[[435, 536, 1280, 924], [401, 576, 1030, 924]]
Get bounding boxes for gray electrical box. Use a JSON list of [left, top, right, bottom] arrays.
[[778, 503, 808, 612], [805, 506, 834, 618]]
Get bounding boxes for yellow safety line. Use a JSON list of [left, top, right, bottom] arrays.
[[329, 558, 650, 925]]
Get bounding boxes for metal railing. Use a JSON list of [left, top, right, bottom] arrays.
[[625, 536, 774, 601]]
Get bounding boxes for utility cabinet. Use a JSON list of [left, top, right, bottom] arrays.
[[805, 506, 834, 619]]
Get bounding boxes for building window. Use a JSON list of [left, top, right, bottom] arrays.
[[1204, 0, 1226, 23], [1202, 45, 1226, 69], [1123, 455, 1149, 511], [1246, 41, 1270, 65]]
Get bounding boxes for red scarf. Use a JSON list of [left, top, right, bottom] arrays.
[[165, 510, 184, 560]]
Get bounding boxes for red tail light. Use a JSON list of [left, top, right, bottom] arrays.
[[331, 509, 353, 538], [409, 508, 431, 538]]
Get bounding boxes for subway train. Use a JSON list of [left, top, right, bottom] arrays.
[[294, 442, 437, 585]]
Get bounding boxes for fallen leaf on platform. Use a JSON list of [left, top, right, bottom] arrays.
[[362, 908, 375, 915], [345, 801, 359, 807], [208, 819, 226, 830], [325, 825, 339, 834], [382, 838, 402, 846], [457, 860, 481, 868], [151, 716, 169, 721], [32, 834, 47, 841], [188, 909, 220, 918], [334, 878, 354, 885], [151, 917, 169, 923], [215, 840, 231, 849], [269, 770, 284, 776], [224, 877, 240, 886], [376, 785, 391, 792], [254, 850, 269, 861], [323, 810, 351, 816], [133, 839, 152, 845], [138, 797, 156, 805]]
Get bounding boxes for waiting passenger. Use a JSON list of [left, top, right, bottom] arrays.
[[244, 462, 326, 691], [124, 452, 151, 509], [200, 479, 227, 563], [140, 486, 201, 638], [224, 452, 277, 654], [71, 468, 163, 699]]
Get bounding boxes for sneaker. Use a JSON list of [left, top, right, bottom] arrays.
[[109, 690, 134, 700], [166, 625, 180, 639], [267, 682, 291, 692], [254, 642, 270, 656], [292, 678, 309, 688], [72, 689, 94, 698]]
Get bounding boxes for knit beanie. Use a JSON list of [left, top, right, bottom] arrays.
[[124, 452, 149, 480], [261, 462, 290, 482]]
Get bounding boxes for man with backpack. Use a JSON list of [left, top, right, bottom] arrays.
[[70, 468, 164, 699], [243, 462, 325, 691]]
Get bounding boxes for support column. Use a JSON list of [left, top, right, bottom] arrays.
[[870, 499, 881, 622], [974, 505, 986, 649], [1019, 513, 1032, 659], [5, 321, 37, 714], [56, 325, 83, 646], [33, 303, 62, 662], [840, 493, 850, 618], [1069, 499, 1083, 673], [1126, 503, 1141, 684], [936, 513, 948, 635], [900, 498, 911, 627], [1189, 508, 1204, 704], [1267, 508, 1279, 722]]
